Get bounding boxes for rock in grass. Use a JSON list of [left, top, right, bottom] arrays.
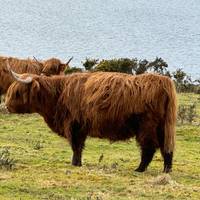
[[148, 174, 178, 186], [0, 103, 9, 114]]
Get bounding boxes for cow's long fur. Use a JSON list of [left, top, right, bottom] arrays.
[[5, 72, 177, 172], [0, 56, 69, 98]]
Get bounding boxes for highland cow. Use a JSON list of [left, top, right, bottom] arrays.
[[0, 56, 72, 102], [5, 63, 177, 173]]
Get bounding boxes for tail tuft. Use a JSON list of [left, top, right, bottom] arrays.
[[164, 79, 177, 153]]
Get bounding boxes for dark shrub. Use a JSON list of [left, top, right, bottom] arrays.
[[94, 58, 137, 74], [82, 58, 98, 71], [64, 67, 82, 74]]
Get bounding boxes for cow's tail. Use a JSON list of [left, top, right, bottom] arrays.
[[163, 78, 177, 153]]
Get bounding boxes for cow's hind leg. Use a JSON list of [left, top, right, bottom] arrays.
[[162, 152, 173, 173], [157, 123, 173, 173], [135, 145, 156, 172], [70, 122, 87, 166]]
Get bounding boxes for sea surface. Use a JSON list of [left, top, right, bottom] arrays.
[[0, 0, 200, 78]]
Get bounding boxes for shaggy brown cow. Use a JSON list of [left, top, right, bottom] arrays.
[[0, 56, 72, 101], [34, 56, 73, 76], [5, 68, 177, 173]]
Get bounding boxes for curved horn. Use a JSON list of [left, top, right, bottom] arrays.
[[33, 56, 43, 69], [66, 57, 73, 65], [6, 58, 11, 71], [33, 56, 41, 64], [6, 59, 33, 84]]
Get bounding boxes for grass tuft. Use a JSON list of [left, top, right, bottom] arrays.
[[148, 174, 178, 186], [0, 147, 16, 170]]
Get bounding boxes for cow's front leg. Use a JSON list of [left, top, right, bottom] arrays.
[[70, 122, 87, 166], [72, 147, 82, 166]]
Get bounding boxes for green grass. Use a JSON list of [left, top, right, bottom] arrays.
[[0, 94, 199, 200]]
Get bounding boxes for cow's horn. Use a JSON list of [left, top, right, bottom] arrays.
[[6, 59, 33, 84], [33, 56, 42, 69], [33, 56, 41, 64], [66, 57, 73, 65]]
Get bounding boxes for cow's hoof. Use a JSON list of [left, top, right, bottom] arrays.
[[135, 167, 145, 172], [72, 160, 82, 167]]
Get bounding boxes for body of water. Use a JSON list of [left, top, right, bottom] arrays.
[[0, 0, 200, 78]]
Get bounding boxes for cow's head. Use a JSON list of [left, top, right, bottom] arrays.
[[40, 57, 73, 76], [5, 60, 40, 114]]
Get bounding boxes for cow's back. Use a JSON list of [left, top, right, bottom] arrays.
[[0, 56, 42, 95]]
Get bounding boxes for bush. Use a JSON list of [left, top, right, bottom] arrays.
[[149, 57, 169, 75], [65, 57, 200, 94], [90, 57, 170, 76], [186, 104, 197, 124], [0, 147, 16, 170], [133, 59, 149, 75], [178, 104, 197, 124], [131, 57, 170, 76], [172, 69, 200, 93], [82, 58, 98, 71], [64, 67, 82, 74], [94, 58, 137, 74], [178, 105, 187, 124]]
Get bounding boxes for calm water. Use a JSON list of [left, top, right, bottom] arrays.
[[0, 0, 200, 78]]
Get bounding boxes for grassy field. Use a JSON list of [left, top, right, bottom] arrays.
[[0, 93, 199, 200]]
